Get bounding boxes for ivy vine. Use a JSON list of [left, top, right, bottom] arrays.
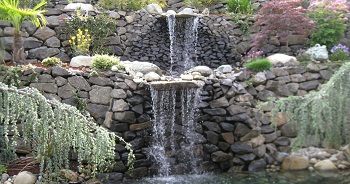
[[270, 63, 350, 149], [0, 83, 134, 181]]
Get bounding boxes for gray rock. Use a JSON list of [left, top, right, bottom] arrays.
[[253, 144, 266, 157], [46, 16, 60, 27], [124, 79, 138, 90], [88, 77, 114, 86], [320, 70, 333, 80], [52, 66, 70, 77], [234, 123, 251, 137], [113, 111, 136, 124], [70, 55, 93, 67], [231, 141, 253, 154], [30, 83, 57, 93], [1, 173, 9, 183], [270, 68, 289, 76], [110, 89, 127, 99], [178, 8, 194, 14], [24, 37, 43, 49], [238, 153, 256, 162], [299, 80, 319, 90], [125, 167, 148, 179], [145, 4, 163, 14], [240, 130, 260, 142], [203, 108, 226, 116], [266, 53, 299, 66], [248, 159, 266, 171], [253, 72, 267, 85], [205, 131, 219, 144], [68, 76, 91, 91], [112, 99, 129, 112], [226, 104, 245, 115], [33, 27, 56, 41], [211, 151, 233, 162], [58, 84, 75, 99], [274, 137, 290, 146], [120, 61, 162, 75], [89, 86, 113, 105], [86, 103, 109, 119], [45, 36, 60, 47], [126, 95, 144, 105], [38, 74, 55, 83], [13, 171, 37, 184], [290, 74, 306, 82], [202, 121, 221, 133], [209, 96, 229, 108], [144, 72, 160, 82], [303, 72, 321, 80], [306, 63, 320, 72], [216, 65, 232, 73], [280, 123, 297, 138], [28, 46, 60, 60], [189, 66, 213, 77]]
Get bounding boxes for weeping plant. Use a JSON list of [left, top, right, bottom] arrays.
[[270, 63, 350, 149], [0, 82, 134, 181]]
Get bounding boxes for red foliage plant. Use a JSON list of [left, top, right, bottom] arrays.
[[251, 0, 315, 50]]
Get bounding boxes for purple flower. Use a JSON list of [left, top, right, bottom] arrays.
[[330, 44, 350, 54]]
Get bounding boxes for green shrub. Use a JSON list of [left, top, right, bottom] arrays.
[[226, 0, 253, 14], [307, 9, 347, 50], [231, 13, 254, 33], [329, 50, 350, 62], [42, 57, 62, 67], [92, 55, 123, 71], [63, 11, 116, 55], [245, 59, 272, 71]]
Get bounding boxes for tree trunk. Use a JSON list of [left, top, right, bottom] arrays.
[[12, 31, 25, 65]]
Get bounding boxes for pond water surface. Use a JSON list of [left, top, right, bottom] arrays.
[[119, 171, 350, 184]]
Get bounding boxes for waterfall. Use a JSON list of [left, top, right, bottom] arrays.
[[149, 84, 202, 176], [166, 14, 176, 76], [167, 16, 199, 76]]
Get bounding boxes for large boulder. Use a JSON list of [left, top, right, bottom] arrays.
[[144, 4, 163, 14], [13, 171, 37, 184], [118, 61, 162, 75], [188, 66, 213, 77], [281, 156, 309, 170], [64, 3, 94, 11], [70, 55, 93, 67], [266, 53, 299, 66]]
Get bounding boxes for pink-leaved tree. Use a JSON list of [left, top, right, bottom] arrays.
[[251, 0, 314, 52]]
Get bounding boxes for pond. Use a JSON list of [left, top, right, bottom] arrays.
[[119, 171, 350, 184]]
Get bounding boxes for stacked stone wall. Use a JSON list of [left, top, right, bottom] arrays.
[[2, 63, 338, 180]]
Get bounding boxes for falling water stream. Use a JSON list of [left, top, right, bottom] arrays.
[[167, 15, 199, 76], [149, 85, 202, 176]]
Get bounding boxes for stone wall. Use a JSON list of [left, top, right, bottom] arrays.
[[4, 63, 338, 180]]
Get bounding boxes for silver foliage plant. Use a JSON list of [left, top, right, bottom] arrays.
[[0, 82, 134, 180], [271, 63, 350, 149]]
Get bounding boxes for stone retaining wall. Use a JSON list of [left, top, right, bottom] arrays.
[[6, 0, 350, 71], [3, 63, 338, 180]]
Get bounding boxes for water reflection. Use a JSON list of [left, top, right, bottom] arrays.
[[120, 171, 350, 184]]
